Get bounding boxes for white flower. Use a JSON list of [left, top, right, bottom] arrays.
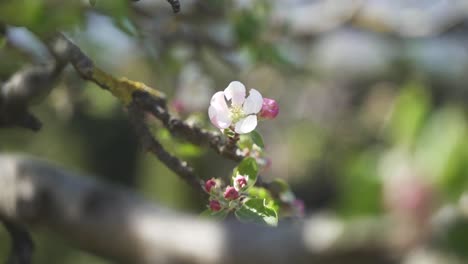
[[208, 81, 263, 134]]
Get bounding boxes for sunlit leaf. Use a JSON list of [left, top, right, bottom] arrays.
[[233, 157, 258, 188], [235, 198, 277, 226]]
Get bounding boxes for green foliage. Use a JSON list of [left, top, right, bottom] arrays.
[[0, 0, 83, 34], [250, 130, 265, 148], [233, 157, 258, 188], [0, 0, 131, 35], [4, 0, 468, 262], [233, 5, 266, 45], [386, 82, 430, 146], [337, 150, 382, 217], [238, 131, 264, 149], [90, 0, 129, 19], [235, 198, 278, 226], [248, 186, 280, 212], [113, 17, 139, 37], [415, 106, 468, 200]]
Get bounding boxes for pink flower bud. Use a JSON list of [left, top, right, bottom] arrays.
[[210, 200, 222, 211], [235, 175, 248, 189], [224, 186, 240, 200], [259, 98, 279, 119], [204, 178, 217, 193]]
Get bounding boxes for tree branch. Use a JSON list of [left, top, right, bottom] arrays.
[[46, 33, 243, 161], [0, 155, 396, 264], [1, 219, 34, 264], [0, 63, 63, 131]]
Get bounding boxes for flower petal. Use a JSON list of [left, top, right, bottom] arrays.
[[209, 91, 231, 128], [234, 115, 257, 134], [209, 105, 231, 129], [210, 91, 229, 111], [224, 81, 246, 106], [242, 89, 263, 115]]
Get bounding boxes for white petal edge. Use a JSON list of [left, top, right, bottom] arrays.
[[242, 89, 263, 115], [224, 81, 246, 106], [210, 91, 229, 111], [209, 105, 231, 129], [234, 115, 257, 134]]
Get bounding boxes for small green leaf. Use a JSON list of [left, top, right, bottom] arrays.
[[235, 198, 278, 227], [89, 0, 97, 6], [250, 131, 264, 148], [238, 134, 253, 150], [200, 209, 229, 220], [248, 187, 280, 212], [114, 17, 139, 37], [223, 128, 236, 138], [248, 187, 272, 200], [234, 157, 258, 188]]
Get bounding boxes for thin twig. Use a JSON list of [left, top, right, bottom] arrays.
[[42, 33, 244, 188], [128, 103, 203, 192], [131, 91, 243, 161]]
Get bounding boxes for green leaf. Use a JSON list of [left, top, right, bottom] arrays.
[[89, 0, 97, 6], [250, 130, 264, 148], [114, 17, 139, 37], [235, 198, 278, 226], [248, 187, 280, 212], [238, 131, 265, 150], [233, 157, 258, 188], [238, 134, 253, 150], [200, 209, 229, 220], [248, 187, 272, 200]]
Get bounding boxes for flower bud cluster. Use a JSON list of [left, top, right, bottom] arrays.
[[204, 175, 249, 212]]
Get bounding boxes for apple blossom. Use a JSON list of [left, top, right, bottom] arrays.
[[234, 175, 248, 190], [224, 186, 240, 200], [209, 200, 222, 211], [208, 81, 263, 134], [259, 98, 279, 119]]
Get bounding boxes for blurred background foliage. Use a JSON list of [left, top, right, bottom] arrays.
[[2, 0, 468, 263]]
